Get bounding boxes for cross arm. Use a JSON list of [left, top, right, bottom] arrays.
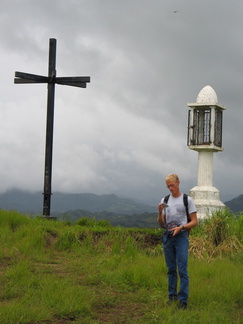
[[14, 72, 91, 87], [14, 71, 49, 84], [56, 76, 90, 88]]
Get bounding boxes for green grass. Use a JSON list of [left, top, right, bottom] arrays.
[[0, 210, 242, 323]]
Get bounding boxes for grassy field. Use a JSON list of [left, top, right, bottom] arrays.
[[0, 210, 242, 323]]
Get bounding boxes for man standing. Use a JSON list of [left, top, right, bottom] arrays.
[[158, 174, 198, 310]]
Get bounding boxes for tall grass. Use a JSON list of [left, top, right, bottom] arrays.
[[189, 210, 242, 259], [0, 209, 242, 323]]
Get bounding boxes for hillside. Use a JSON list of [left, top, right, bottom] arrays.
[[0, 210, 242, 323], [224, 194, 243, 213], [0, 190, 242, 229], [0, 189, 156, 215], [59, 209, 158, 228]]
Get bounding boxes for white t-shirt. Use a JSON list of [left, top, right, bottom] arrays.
[[161, 194, 196, 230]]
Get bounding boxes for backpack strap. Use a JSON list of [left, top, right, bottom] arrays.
[[183, 193, 191, 235], [183, 194, 190, 223], [164, 195, 170, 204]]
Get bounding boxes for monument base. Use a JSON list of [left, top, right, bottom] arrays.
[[189, 186, 226, 219]]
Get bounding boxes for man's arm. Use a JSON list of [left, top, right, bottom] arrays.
[[157, 203, 165, 227], [183, 212, 198, 230], [171, 212, 198, 236]]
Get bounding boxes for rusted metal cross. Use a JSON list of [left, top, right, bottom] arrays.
[[14, 38, 90, 218]]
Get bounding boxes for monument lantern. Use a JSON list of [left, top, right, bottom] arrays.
[[187, 85, 226, 219]]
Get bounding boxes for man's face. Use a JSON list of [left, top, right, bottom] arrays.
[[166, 179, 180, 196]]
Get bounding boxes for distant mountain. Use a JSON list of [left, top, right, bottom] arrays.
[[0, 189, 156, 215], [56, 193, 243, 228], [224, 194, 243, 213], [0, 189, 242, 224], [0, 190, 42, 214]]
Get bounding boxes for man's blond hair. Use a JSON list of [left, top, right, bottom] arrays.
[[165, 174, 179, 182]]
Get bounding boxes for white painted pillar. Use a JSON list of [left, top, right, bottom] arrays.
[[197, 151, 213, 187]]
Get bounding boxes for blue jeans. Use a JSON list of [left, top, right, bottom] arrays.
[[162, 231, 189, 303]]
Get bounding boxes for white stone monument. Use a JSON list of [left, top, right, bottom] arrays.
[[187, 85, 226, 219]]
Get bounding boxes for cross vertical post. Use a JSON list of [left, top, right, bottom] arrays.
[[14, 38, 90, 218], [43, 39, 56, 217]]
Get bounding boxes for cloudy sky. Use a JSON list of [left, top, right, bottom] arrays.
[[0, 0, 242, 207]]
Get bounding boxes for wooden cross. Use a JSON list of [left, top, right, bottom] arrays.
[[14, 38, 90, 218]]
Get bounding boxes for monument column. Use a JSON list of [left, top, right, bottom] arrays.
[[197, 151, 213, 187]]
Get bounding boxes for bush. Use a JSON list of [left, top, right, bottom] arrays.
[[189, 210, 243, 259]]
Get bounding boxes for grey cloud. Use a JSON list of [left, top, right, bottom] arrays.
[[0, 0, 242, 206]]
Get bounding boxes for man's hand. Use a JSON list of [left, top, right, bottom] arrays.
[[158, 203, 165, 214], [171, 226, 183, 236]]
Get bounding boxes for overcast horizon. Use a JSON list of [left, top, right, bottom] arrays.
[[0, 0, 242, 207]]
